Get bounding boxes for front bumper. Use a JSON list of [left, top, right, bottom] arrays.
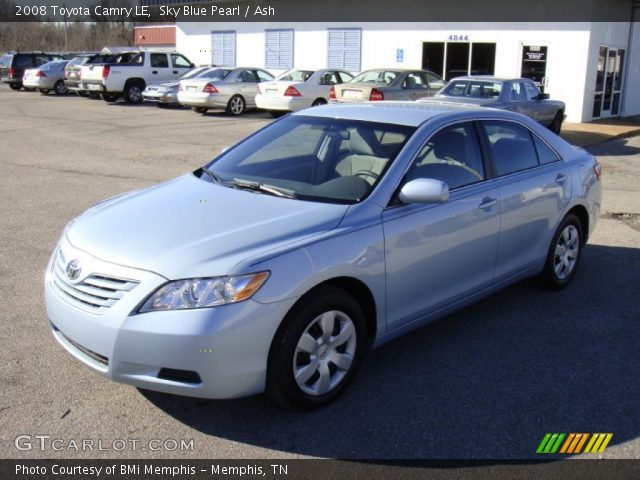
[[45, 238, 293, 399]]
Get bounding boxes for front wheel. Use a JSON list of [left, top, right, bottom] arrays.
[[226, 95, 246, 115], [124, 82, 144, 104], [540, 213, 583, 289], [549, 111, 564, 134], [266, 286, 367, 411]]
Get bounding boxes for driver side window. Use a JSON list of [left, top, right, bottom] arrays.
[[406, 122, 485, 190]]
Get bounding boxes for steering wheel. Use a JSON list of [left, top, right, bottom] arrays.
[[353, 170, 380, 182]]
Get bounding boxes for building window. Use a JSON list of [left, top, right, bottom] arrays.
[[211, 31, 236, 67], [265, 29, 294, 69], [327, 28, 361, 72]]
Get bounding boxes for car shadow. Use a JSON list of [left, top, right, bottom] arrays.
[[140, 243, 640, 459], [587, 137, 640, 157]]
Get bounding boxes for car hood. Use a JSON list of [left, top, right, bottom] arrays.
[[67, 174, 349, 279]]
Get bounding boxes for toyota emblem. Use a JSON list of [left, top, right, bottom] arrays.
[[66, 259, 81, 281]]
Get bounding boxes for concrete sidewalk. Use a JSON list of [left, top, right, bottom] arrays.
[[561, 115, 640, 147]]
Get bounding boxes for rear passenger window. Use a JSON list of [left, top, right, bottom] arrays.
[[150, 54, 168, 68], [483, 121, 539, 176], [15, 56, 33, 68], [407, 122, 485, 189], [533, 135, 560, 165]]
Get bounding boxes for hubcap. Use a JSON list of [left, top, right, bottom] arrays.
[[231, 97, 243, 114], [554, 225, 579, 280], [293, 310, 357, 396], [129, 87, 142, 102]]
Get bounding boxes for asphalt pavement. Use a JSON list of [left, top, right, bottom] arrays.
[[0, 88, 638, 460]]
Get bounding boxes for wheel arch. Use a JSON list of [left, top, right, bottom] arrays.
[[566, 204, 589, 244]]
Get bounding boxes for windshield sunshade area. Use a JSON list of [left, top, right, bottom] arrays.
[[442, 80, 503, 98], [203, 116, 416, 203], [351, 70, 401, 85]]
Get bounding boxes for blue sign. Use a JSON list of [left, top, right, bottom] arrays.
[[396, 48, 404, 63]]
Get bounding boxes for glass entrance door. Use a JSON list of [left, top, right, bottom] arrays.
[[593, 46, 625, 118], [521, 45, 548, 92]]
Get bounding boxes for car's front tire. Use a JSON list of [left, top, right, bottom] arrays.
[[541, 213, 583, 289], [266, 286, 367, 411], [124, 81, 145, 104]]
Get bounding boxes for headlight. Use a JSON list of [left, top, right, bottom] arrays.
[[138, 272, 269, 313]]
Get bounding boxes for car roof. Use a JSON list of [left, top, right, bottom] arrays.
[[449, 76, 534, 83], [291, 101, 503, 127]]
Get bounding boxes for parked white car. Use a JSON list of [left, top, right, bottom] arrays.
[[23, 60, 69, 95], [80, 51, 194, 104], [178, 67, 274, 115], [256, 69, 354, 116]]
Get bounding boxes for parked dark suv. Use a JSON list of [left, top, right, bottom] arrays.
[[0, 52, 64, 90]]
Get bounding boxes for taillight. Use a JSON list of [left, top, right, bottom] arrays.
[[102, 65, 110, 79], [284, 85, 301, 97], [203, 83, 218, 93], [369, 88, 384, 101], [594, 163, 602, 180], [8, 67, 14, 77], [35, 70, 46, 77], [329, 86, 336, 100]]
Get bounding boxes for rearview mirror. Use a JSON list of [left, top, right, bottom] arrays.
[[398, 178, 449, 204]]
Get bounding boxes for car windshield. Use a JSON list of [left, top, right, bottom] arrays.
[[276, 70, 314, 82], [0, 54, 13, 67], [180, 67, 208, 80], [66, 56, 90, 67], [199, 68, 232, 80], [351, 70, 401, 85], [441, 80, 503, 98], [204, 115, 415, 204], [41, 61, 67, 70]]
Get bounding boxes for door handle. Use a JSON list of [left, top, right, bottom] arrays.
[[555, 173, 567, 184], [172, 70, 178, 74], [152, 70, 158, 74], [478, 197, 498, 210]]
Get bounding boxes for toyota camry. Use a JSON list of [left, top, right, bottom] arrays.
[[45, 102, 601, 410]]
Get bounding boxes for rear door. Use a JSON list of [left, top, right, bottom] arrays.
[[236, 69, 260, 105], [398, 72, 430, 100], [479, 120, 571, 281], [504, 81, 534, 119], [523, 80, 554, 125]]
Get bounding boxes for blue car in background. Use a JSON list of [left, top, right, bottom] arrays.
[[45, 102, 601, 410]]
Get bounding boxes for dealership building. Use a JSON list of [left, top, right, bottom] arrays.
[[169, 2, 640, 123]]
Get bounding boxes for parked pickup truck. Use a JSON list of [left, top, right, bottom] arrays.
[[80, 50, 194, 104]]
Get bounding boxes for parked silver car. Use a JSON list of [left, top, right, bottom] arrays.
[[45, 102, 601, 410], [142, 66, 212, 106], [430, 76, 566, 133], [177, 67, 274, 115], [23, 60, 69, 95], [331, 68, 445, 103]]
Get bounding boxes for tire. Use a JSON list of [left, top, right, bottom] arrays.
[[123, 81, 144, 104], [54, 80, 67, 95], [226, 95, 246, 115], [266, 286, 367, 411], [540, 213, 583, 290], [269, 110, 286, 118], [101, 93, 119, 102], [9, 83, 21, 91], [549, 111, 564, 134], [312, 98, 327, 106], [192, 106, 208, 114], [39, 89, 50, 94]]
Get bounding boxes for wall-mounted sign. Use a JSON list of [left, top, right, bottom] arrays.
[[396, 48, 404, 63]]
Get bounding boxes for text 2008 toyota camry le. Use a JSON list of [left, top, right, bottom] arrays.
[[45, 102, 601, 410]]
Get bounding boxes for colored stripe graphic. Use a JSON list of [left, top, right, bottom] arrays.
[[540, 433, 613, 454]]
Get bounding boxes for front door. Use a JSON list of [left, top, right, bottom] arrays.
[[521, 45, 548, 93]]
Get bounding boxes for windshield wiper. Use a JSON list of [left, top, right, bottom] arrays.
[[229, 178, 297, 199], [202, 168, 223, 184]]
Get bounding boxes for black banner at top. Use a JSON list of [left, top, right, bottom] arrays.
[[0, 0, 638, 22]]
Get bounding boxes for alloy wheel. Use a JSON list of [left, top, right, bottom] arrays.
[[229, 96, 244, 115], [554, 225, 579, 280]]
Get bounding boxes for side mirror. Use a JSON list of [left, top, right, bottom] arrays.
[[398, 178, 449, 204], [536, 93, 550, 100]]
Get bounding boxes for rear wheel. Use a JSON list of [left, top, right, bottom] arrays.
[[54, 80, 67, 95], [124, 81, 144, 104], [226, 95, 246, 115], [541, 213, 583, 289], [549, 111, 564, 134], [269, 110, 286, 118], [312, 98, 327, 106], [266, 286, 367, 411], [192, 106, 208, 114], [9, 83, 21, 90]]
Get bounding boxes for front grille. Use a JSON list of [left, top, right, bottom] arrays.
[[51, 250, 139, 314]]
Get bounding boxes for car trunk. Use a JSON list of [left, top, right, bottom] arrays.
[[333, 83, 377, 102], [259, 81, 300, 97]]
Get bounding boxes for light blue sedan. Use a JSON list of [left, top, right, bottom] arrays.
[[45, 103, 602, 410]]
